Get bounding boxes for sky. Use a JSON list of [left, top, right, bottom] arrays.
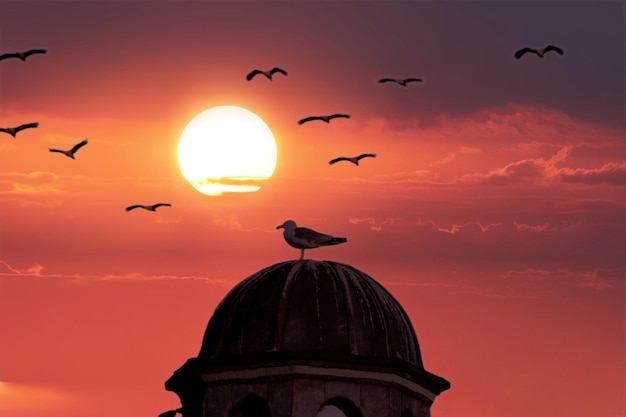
[[0, 1, 624, 417]]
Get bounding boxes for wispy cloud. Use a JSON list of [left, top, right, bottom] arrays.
[[212, 214, 274, 232], [348, 217, 400, 231], [0, 171, 65, 195], [430, 153, 456, 167], [513, 221, 581, 233], [0, 381, 79, 415], [416, 219, 504, 234], [502, 267, 620, 290], [0, 260, 236, 285]]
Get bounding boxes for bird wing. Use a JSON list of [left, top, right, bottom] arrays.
[[152, 203, 171, 209], [24, 49, 47, 57], [70, 139, 88, 154], [329, 114, 350, 119], [403, 78, 422, 83], [49, 148, 65, 153], [356, 153, 376, 160], [125, 205, 144, 211], [378, 78, 397, 84], [514, 48, 535, 59], [0, 128, 11, 134], [246, 69, 263, 81], [270, 67, 288, 76], [298, 116, 320, 125], [329, 157, 351, 165], [544, 45, 564, 55], [294, 227, 337, 245], [0, 52, 20, 61], [15, 122, 39, 132]]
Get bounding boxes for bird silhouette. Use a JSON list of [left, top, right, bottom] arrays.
[[378, 78, 422, 86], [298, 114, 350, 125], [125, 203, 172, 212], [0, 122, 39, 138], [49, 139, 88, 159], [246, 67, 288, 81], [329, 153, 377, 166], [0, 49, 47, 62], [276, 220, 347, 260], [514, 45, 564, 59]]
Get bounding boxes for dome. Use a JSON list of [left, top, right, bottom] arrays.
[[198, 260, 439, 380]]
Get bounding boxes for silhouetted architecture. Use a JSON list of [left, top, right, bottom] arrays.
[[165, 260, 450, 417]]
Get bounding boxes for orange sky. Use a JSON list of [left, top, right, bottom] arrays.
[[1, 1, 624, 417]]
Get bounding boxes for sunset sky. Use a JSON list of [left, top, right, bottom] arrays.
[[1, 1, 624, 417]]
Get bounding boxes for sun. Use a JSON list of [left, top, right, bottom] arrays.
[[177, 106, 277, 196]]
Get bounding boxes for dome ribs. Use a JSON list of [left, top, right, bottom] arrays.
[[199, 260, 424, 370]]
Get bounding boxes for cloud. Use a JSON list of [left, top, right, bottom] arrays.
[[212, 214, 274, 232], [557, 162, 626, 186], [0, 260, 47, 277], [0, 260, 236, 285], [348, 217, 400, 231], [502, 268, 618, 290], [0, 381, 79, 416], [0, 171, 64, 195], [513, 221, 581, 233], [459, 146, 483, 154], [460, 146, 626, 187], [430, 153, 456, 167], [416, 219, 504, 234]]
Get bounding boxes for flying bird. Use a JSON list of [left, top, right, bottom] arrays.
[[0, 49, 47, 62], [276, 220, 347, 260], [246, 67, 288, 81], [329, 153, 377, 166], [0, 122, 39, 138], [49, 139, 88, 159], [514, 45, 564, 59], [378, 77, 422, 86], [298, 114, 350, 125], [125, 203, 172, 212]]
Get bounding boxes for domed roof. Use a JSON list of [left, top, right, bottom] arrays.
[[199, 260, 424, 371]]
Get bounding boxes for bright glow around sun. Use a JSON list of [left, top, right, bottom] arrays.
[[177, 106, 277, 196]]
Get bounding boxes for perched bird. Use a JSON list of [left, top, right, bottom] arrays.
[[0, 49, 47, 62], [378, 77, 422, 86], [246, 67, 288, 81], [298, 114, 350, 125], [49, 139, 88, 159], [276, 220, 347, 260], [0, 122, 39, 138], [514, 45, 564, 59], [329, 153, 377, 166], [125, 203, 172, 212]]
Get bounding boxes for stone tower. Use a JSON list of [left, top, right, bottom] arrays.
[[165, 260, 450, 417]]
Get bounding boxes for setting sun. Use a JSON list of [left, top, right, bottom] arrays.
[[177, 106, 277, 196]]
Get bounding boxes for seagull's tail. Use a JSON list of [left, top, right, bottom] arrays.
[[325, 237, 347, 246]]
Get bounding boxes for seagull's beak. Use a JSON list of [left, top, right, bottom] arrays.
[[276, 224, 285, 230]]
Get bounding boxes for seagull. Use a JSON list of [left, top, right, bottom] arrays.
[[49, 139, 88, 159], [0, 122, 39, 138], [378, 77, 422, 86], [514, 45, 564, 59], [298, 114, 350, 125], [0, 49, 47, 62], [125, 203, 172, 212], [329, 153, 376, 166], [246, 67, 288, 81], [276, 220, 347, 260]]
